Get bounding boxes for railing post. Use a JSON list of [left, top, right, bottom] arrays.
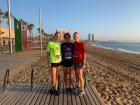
[[31, 67, 33, 91], [84, 71, 86, 89], [3, 69, 10, 92]]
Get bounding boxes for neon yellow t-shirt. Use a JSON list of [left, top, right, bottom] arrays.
[[47, 41, 62, 63]]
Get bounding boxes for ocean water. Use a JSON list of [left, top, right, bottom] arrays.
[[92, 42, 140, 54]]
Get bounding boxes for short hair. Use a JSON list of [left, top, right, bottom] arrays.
[[64, 33, 71, 38]]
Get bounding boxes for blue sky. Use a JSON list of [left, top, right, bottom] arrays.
[[1, 0, 140, 42]]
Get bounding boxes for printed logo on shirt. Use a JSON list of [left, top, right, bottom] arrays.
[[65, 53, 72, 59], [64, 46, 72, 59], [55, 55, 61, 60]]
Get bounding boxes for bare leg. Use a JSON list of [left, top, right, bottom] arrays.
[[63, 67, 67, 88], [51, 67, 57, 87], [75, 68, 80, 87], [67, 68, 71, 88], [55, 66, 60, 90], [79, 68, 84, 91], [66, 68, 69, 88], [64, 68, 71, 89]]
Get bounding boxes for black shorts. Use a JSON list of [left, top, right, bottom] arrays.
[[61, 59, 73, 67], [51, 63, 61, 67], [73, 63, 84, 68]]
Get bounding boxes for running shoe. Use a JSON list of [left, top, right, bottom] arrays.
[[50, 87, 55, 94], [77, 90, 86, 96]]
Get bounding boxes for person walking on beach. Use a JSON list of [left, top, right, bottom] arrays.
[[47, 32, 62, 95], [73, 32, 86, 96], [61, 33, 74, 95]]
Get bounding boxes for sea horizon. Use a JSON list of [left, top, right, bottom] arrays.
[[91, 41, 140, 55]]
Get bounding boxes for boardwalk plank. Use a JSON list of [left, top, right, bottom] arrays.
[[82, 82, 93, 105], [44, 85, 51, 105], [9, 85, 30, 105], [0, 84, 18, 102], [88, 83, 105, 105], [71, 81, 77, 105], [67, 94, 72, 105], [34, 84, 47, 105], [79, 95, 86, 105], [0, 85, 3, 94], [54, 95, 59, 105], [0, 84, 23, 105], [16, 85, 36, 105], [83, 92, 92, 105], [63, 83, 67, 105], [86, 82, 102, 105], [72, 82, 81, 105], [39, 84, 50, 105], [48, 91, 55, 105], [71, 91, 77, 105], [2, 88, 23, 105], [30, 85, 45, 105], [58, 82, 64, 105], [49, 84, 60, 105], [24, 85, 42, 105], [54, 82, 64, 105], [0, 82, 105, 105], [85, 86, 96, 105]]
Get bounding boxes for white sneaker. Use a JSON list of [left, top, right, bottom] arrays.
[[77, 90, 86, 96]]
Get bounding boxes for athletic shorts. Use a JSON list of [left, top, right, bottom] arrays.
[[51, 63, 61, 67], [73, 63, 84, 68], [61, 59, 73, 67]]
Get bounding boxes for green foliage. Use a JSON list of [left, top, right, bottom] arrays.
[[27, 23, 34, 31], [0, 9, 4, 16], [2, 11, 12, 18], [37, 27, 44, 34]]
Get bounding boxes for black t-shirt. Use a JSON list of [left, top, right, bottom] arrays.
[[61, 42, 74, 61]]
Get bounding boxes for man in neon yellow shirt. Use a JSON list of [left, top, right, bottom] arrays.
[[47, 32, 62, 95]]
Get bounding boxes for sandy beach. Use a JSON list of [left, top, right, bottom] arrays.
[[86, 45, 140, 105], [7, 46, 140, 105]]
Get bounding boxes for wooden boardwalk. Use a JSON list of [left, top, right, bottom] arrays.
[[0, 82, 105, 105]]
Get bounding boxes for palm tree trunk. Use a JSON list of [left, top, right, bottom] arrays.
[[29, 30, 31, 45], [0, 19, 2, 46], [31, 31, 33, 45]]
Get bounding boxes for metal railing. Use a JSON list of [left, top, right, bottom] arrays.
[[83, 70, 87, 89], [3, 67, 34, 92], [31, 67, 34, 91], [3, 69, 10, 92]]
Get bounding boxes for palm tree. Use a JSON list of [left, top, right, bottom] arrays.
[[37, 27, 44, 35], [0, 9, 4, 25], [0, 10, 13, 30], [27, 23, 34, 45], [3, 11, 14, 46], [3, 11, 13, 25], [0, 9, 4, 36], [0, 9, 5, 46], [37, 27, 45, 43]]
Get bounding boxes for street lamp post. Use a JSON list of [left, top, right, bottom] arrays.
[[7, 0, 12, 54], [39, 8, 42, 56]]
